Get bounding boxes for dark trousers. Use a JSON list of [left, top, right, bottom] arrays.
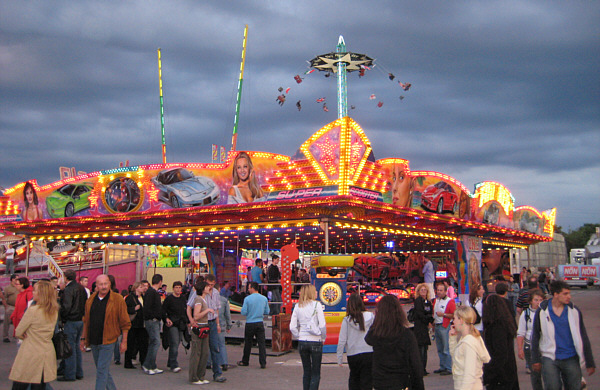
[[419, 344, 428, 373], [125, 327, 148, 366], [347, 352, 373, 390], [298, 340, 323, 390], [241, 322, 266, 366], [12, 382, 44, 390]]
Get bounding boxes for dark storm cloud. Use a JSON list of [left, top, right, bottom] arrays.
[[0, 0, 598, 230]]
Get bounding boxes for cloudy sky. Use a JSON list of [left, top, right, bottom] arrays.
[[1, 1, 598, 231]]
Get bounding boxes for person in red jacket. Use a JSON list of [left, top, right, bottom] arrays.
[[432, 282, 456, 376], [11, 277, 33, 336]]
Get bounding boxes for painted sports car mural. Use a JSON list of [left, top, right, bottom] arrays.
[[151, 168, 220, 208], [46, 183, 92, 218], [420, 181, 458, 214]]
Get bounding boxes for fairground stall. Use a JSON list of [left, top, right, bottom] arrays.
[[0, 37, 555, 336]]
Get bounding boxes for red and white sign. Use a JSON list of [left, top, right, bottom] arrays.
[[581, 266, 597, 277], [563, 266, 580, 277]]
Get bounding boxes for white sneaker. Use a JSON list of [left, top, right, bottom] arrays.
[[152, 368, 164, 374], [142, 366, 155, 375], [171, 367, 181, 373], [192, 380, 209, 385]]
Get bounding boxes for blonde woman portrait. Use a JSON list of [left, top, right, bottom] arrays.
[[227, 152, 266, 204]]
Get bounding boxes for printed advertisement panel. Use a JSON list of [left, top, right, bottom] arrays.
[[513, 209, 543, 235], [412, 176, 471, 219], [0, 152, 295, 220], [455, 236, 482, 295]]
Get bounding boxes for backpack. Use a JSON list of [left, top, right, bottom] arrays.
[[407, 308, 415, 323]]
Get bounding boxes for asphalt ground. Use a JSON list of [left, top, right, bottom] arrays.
[[1, 288, 599, 390]]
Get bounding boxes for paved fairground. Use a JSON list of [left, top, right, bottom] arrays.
[[2, 288, 599, 390]]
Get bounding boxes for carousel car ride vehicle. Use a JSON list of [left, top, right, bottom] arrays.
[[360, 287, 387, 305], [352, 255, 402, 281], [420, 181, 458, 214], [46, 183, 93, 218], [151, 168, 220, 208]]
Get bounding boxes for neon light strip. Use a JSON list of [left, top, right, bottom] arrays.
[[231, 24, 248, 152], [158, 48, 167, 164]]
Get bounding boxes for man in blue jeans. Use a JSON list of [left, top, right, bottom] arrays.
[[142, 274, 165, 375], [58, 269, 87, 382], [432, 282, 455, 376], [531, 280, 595, 390], [80, 275, 130, 390], [162, 281, 188, 372]]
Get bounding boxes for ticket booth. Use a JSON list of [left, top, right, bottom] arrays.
[[310, 255, 354, 353]]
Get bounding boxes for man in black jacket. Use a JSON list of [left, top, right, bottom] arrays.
[[267, 255, 282, 315], [58, 269, 87, 382], [162, 281, 188, 372], [142, 274, 165, 375]]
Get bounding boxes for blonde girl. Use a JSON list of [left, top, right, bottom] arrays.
[[449, 305, 490, 390], [290, 285, 326, 390]]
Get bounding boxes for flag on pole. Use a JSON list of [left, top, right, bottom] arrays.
[[212, 144, 218, 163]]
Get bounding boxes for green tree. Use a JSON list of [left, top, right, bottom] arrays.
[[564, 223, 600, 253]]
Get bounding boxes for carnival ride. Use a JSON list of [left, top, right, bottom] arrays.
[[0, 35, 556, 310]]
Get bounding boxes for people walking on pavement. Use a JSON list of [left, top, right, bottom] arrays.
[[187, 274, 227, 383], [80, 275, 130, 390], [365, 294, 424, 390], [517, 288, 544, 389], [412, 283, 434, 376], [433, 281, 455, 376], [124, 281, 148, 369], [336, 292, 374, 390], [9, 280, 59, 390], [218, 291, 232, 371], [449, 305, 490, 390], [267, 254, 282, 315], [11, 277, 33, 337], [482, 293, 519, 390], [290, 284, 326, 390], [467, 283, 484, 333], [531, 280, 595, 390], [2, 274, 19, 342], [57, 269, 87, 382], [516, 276, 539, 317], [162, 280, 188, 373], [422, 256, 435, 300], [142, 273, 164, 375], [237, 281, 270, 369], [189, 280, 216, 385]]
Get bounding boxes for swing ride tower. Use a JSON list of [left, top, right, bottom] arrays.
[[309, 36, 374, 119]]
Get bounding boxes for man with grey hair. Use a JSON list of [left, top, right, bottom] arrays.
[[81, 275, 130, 390]]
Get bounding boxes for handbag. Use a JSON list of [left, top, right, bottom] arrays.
[[192, 325, 210, 339], [53, 328, 73, 359]]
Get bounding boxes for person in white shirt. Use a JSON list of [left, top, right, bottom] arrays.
[[336, 293, 374, 390], [449, 305, 491, 390], [517, 288, 544, 389], [290, 285, 326, 390]]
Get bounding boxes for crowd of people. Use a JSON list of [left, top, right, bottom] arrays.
[[0, 260, 596, 390]]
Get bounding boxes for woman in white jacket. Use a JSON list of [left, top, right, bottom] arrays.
[[336, 293, 374, 390], [449, 305, 490, 390], [290, 285, 326, 390]]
